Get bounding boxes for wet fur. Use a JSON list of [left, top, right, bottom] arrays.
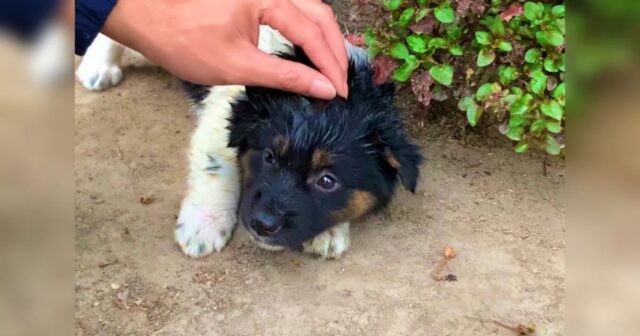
[[219, 48, 423, 249]]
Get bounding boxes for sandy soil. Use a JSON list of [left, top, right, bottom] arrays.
[[74, 65, 564, 336], [75, 6, 565, 335]]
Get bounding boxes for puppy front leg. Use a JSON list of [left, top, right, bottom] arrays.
[[76, 34, 125, 91], [175, 87, 242, 257], [303, 222, 351, 259]]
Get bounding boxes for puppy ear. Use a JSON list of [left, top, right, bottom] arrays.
[[384, 140, 422, 193], [227, 88, 271, 148], [368, 108, 422, 192]]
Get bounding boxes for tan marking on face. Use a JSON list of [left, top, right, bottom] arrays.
[[274, 136, 290, 157], [331, 190, 377, 223], [311, 149, 332, 171], [385, 149, 401, 169]]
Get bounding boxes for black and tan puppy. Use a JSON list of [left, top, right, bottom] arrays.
[[75, 26, 422, 259], [228, 49, 422, 256]]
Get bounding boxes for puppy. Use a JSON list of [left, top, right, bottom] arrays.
[[76, 27, 422, 259]]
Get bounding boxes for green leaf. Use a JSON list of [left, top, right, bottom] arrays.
[[551, 4, 565, 17], [392, 57, 419, 82], [477, 49, 496, 67], [429, 64, 454, 86], [390, 42, 410, 60], [523, 2, 543, 20], [406, 34, 427, 53], [544, 29, 565, 47], [484, 16, 506, 36], [434, 4, 455, 23], [466, 105, 482, 127], [506, 127, 524, 141], [364, 30, 377, 46], [501, 94, 519, 106], [530, 119, 546, 133], [497, 40, 513, 52], [545, 135, 562, 155], [515, 142, 529, 153], [524, 48, 542, 63], [449, 45, 464, 56], [554, 18, 566, 35], [509, 115, 526, 128], [511, 87, 524, 96], [541, 100, 563, 120], [398, 8, 416, 27], [544, 57, 558, 72], [510, 94, 533, 115], [417, 0, 427, 5], [546, 121, 562, 133], [446, 25, 463, 40], [415, 8, 430, 22], [367, 44, 380, 58], [557, 53, 566, 72], [475, 31, 492, 46], [535, 31, 549, 45], [552, 82, 565, 100], [428, 37, 447, 49], [458, 96, 477, 111], [497, 65, 518, 85], [475, 83, 494, 101], [383, 0, 403, 11], [529, 70, 547, 95]]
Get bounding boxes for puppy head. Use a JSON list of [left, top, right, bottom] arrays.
[[228, 55, 422, 249]]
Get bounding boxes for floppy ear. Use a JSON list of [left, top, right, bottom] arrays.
[[369, 108, 423, 193], [227, 87, 273, 149], [383, 135, 422, 193]]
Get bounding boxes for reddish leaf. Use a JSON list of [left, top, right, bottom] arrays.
[[500, 3, 523, 21], [456, 0, 485, 17], [372, 56, 399, 85], [410, 15, 437, 34], [345, 34, 366, 47], [411, 70, 435, 107]]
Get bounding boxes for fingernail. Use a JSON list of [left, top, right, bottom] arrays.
[[310, 79, 336, 99]]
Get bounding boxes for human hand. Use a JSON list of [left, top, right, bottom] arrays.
[[102, 0, 348, 99]]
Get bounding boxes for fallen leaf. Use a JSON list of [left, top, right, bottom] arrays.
[[500, 3, 524, 22], [411, 70, 434, 107], [139, 195, 154, 205], [456, 0, 485, 17], [410, 15, 437, 34], [372, 56, 399, 85]]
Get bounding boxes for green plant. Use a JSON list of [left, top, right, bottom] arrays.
[[361, 0, 566, 155]]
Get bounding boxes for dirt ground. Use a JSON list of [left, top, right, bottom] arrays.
[[75, 7, 565, 336], [74, 66, 564, 336]]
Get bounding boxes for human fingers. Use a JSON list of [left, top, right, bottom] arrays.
[[258, 0, 347, 97], [235, 45, 337, 99]]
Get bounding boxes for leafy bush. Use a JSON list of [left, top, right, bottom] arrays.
[[358, 0, 565, 155]]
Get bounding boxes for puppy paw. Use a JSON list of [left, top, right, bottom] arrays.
[[175, 201, 237, 258], [303, 222, 350, 259], [76, 63, 123, 91]]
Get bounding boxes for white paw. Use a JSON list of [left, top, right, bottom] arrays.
[[76, 64, 123, 91], [175, 201, 237, 258], [303, 222, 350, 259]]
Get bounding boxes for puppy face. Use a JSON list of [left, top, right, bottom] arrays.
[[228, 57, 422, 249]]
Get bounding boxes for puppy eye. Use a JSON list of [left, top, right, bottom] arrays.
[[316, 174, 339, 191], [263, 149, 276, 165]]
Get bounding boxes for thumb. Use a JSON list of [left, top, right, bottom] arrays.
[[238, 48, 337, 100]]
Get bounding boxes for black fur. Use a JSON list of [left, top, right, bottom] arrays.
[[228, 49, 423, 249], [181, 80, 210, 104]]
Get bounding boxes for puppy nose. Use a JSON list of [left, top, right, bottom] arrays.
[[250, 211, 283, 236]]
